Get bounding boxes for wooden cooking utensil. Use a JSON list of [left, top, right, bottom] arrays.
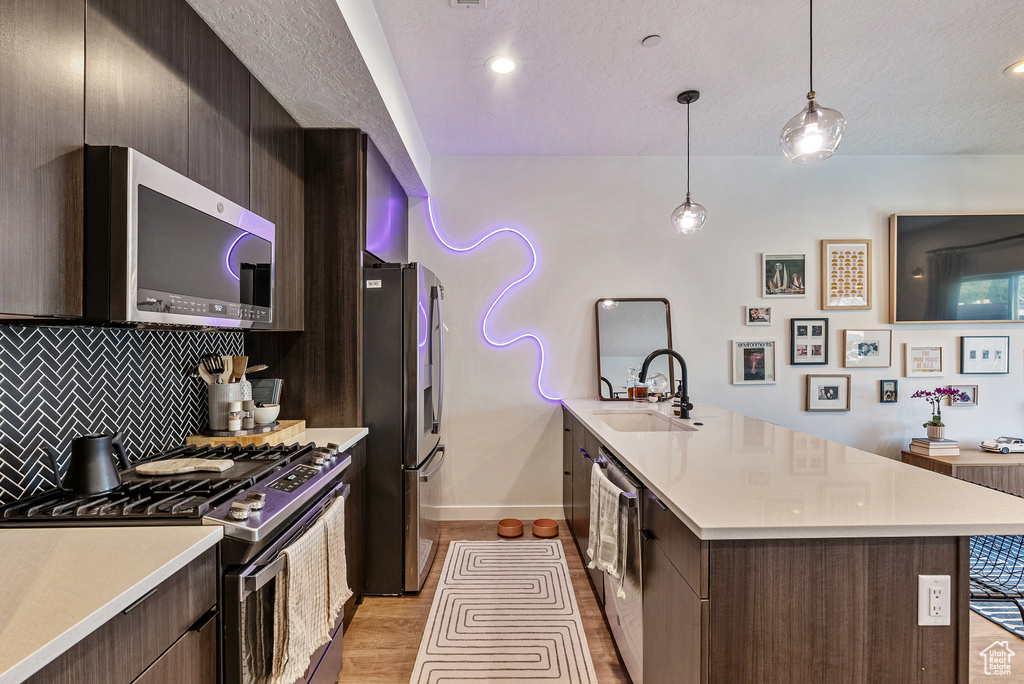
[[135, 458, 235, 476], [244, 364, 269, 375], [231, 356, 248, 383], [219, 356, 233, 385]]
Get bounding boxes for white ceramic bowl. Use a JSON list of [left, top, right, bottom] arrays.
[[253, 404, 280, 425]]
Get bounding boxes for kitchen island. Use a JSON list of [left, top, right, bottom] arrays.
[[562, 399, 1024, 684]]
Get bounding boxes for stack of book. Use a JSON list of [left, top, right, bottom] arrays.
[[909, 437, 960, 457]]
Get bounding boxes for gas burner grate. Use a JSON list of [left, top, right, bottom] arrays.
[[0, 442, 316, 522]]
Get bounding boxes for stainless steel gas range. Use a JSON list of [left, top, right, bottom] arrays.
[[0, 440, 356, 684]]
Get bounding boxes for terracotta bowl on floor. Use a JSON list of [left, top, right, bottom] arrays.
[[532, 518, 559, 538], [496, 518, 524, 538]]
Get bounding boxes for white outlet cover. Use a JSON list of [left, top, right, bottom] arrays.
[[918, 574, 951, 626]]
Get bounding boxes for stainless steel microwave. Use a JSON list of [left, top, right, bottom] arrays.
[[84, 146, 275, 329]]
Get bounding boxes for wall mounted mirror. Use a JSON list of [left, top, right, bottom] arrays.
[[595, 298, 673, 400]]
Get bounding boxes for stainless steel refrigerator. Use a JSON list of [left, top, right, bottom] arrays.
[[362, 255, 446, 594]]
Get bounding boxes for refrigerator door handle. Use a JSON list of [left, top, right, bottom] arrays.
[[432, 285, 445, 433], [420, 444, 446, 482]]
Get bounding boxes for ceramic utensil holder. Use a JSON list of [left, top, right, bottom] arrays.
[[207, 383, 243, 431]]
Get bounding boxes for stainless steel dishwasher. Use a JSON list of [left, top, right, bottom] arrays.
[[595, 446, 645, 684]]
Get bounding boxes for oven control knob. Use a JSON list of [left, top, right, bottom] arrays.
[[245, 492, 266, 510], [312, 454, 326, 467], [326, 443, 341, 457], [229, 501, 252, 521]]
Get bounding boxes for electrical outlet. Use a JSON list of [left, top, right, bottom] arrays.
[[918, 575, 951, 626]]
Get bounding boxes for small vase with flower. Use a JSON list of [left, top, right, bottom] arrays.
[[910, 386, 970, 441]]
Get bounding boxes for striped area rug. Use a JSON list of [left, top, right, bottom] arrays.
[[972, 602, 1024, 640], [410, 540, 598, 684]]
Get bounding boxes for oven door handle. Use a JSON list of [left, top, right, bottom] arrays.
[[240, 482, 351, 596]]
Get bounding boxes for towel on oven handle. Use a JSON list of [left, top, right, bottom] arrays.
[[586, 461, 628, 599], [323, 497, 353, 623], [271, 519, 331, 684]]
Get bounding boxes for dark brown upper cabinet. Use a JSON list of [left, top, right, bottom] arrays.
[[85, 0, 190, 177], [0, 0, 85, 318], [250, 76, 305, 332], [187, 11, 250, 208]]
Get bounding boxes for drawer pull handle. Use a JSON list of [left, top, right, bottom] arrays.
[[189, 607, 218, 634], [651, 495, 668, 511], [563, 471, 570, 476], [641, 529, 654, 542], [122, 587, 158, 615]]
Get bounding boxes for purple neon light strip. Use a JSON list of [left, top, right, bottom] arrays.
[[425, 197, 560, 401], [225, 234, 246, 281]]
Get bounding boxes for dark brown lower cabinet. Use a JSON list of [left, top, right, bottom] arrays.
[[340, 439, 367, 631], [562, 422, 573, 529], [643, 537, 707, 684], [27, 547, 217, 684], [132, 613, 217, 684]]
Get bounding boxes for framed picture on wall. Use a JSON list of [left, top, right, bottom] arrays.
[[905, 344, 945, 377], [762, 253, 806, 297], [960, 336, 1009, 374], [843, 329, 892, 368], [822, 239, 871, 310], [732, 340, 777, 385], [745, 306, 772, 325], [790, 318, 828, 365], [949, 385, 979, 407], [806, 374, 851, 412], [880, 379, 898, 403]]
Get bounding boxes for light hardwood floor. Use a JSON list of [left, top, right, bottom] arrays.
[[341, 522, 1022, 682], [338, 520, 630, 683], [971, 610, 1024, 681]]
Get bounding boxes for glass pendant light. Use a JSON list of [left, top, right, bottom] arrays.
[[780, 0, 846, 163], [671, 90, 707, 234]]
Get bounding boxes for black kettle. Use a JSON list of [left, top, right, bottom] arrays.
[[43, 432, 130, 496]]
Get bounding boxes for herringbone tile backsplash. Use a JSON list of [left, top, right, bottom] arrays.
[[0, 325, 243, 505]]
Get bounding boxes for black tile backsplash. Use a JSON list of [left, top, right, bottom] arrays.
[[0, 325, 242, 504]]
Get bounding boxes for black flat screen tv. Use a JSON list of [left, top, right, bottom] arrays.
[[891, 214, 1024, 323]]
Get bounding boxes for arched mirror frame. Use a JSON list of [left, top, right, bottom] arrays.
[[595, 298, 674, 400]]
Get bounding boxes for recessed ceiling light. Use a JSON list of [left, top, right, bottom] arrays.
[[1005, 59, 1024, 75], [641, 35, 662, 48], [486, 55, 518, 74]]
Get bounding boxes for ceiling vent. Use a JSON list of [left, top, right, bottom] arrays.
[[450, 0, 487, 8]]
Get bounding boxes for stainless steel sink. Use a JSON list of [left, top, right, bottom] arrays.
[[592, 410, 697, 433]]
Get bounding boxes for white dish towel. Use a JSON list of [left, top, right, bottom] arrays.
[[586, 461, 628, 598], [322, 497, 354, 624], [271, 519, 332, 684], [269, 495, 354, 684]]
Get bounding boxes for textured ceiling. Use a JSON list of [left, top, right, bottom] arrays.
[[186, 0, 427, 195], [371, 0, 1024, 156]]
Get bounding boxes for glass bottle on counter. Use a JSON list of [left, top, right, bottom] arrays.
[[634, 379, 649, 403], [627, 367, 637, 400]]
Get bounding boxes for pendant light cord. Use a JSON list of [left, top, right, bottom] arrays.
[[808, 0, 814, 94], [686, 100, 691, 195]]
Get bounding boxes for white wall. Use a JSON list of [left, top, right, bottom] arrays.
[[409, 155, 1024, 520]]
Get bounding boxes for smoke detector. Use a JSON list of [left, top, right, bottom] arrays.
[[450, 0, 488, 8]]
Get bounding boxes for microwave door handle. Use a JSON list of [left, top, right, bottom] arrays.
[[432, 286, 445, 433]]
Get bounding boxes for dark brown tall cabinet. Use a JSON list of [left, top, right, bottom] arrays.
[[246, 130, 408, 427], [0, 0, 85, 318]]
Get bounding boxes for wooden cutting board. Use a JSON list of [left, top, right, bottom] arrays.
[[185, 419, 306, 448], [136, 458, 235, 476]]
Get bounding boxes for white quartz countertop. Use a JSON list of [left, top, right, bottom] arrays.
[[0, 525, 222, 684], [563, 399, 1024, 541], [286, 427, 368, 452]]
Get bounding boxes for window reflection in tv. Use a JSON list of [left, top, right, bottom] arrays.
[[892, 214, 1024, 322]]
